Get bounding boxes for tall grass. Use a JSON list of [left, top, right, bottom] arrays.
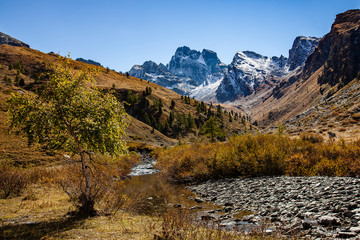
[[154, 133, 360, 182]]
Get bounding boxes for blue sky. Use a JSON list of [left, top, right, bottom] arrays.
[[0, 0, 359, 72]]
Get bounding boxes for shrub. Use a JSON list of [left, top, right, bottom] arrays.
[[300, 133, 324, 143], [0, 164, 29, 198], [155, 133, 360, 181], [54, 153, 139, 214]]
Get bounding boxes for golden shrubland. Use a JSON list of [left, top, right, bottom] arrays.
[[154, 133, 360, 182]]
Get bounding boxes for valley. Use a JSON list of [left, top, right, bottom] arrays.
[[0, 8, 360, 240]]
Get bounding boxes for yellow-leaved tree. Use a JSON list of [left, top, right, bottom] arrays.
[[7, 56, 128, 217]]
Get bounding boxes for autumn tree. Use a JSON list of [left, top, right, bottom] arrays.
[[7, 57, 128, 217]]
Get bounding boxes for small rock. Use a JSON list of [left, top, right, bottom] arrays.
[[337, 231, 357, 238], [224, 202, 234, 206], [223, 206, 233, 212], [194, 198, 203, 203], [201, 215, 215, 221], [343, 211, 353, 218], [318, 215, 341, 226], [349, 226, 360, 233], [189, 206, 202, 210]]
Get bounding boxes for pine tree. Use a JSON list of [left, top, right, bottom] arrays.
[[202, 116, 221, 143], [187, 112, 194, 129], [170, 100, 175, 109]]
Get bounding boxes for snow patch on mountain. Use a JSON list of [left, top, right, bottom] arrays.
[[190, 72, 224, 102], [215, 51, 288, 101]]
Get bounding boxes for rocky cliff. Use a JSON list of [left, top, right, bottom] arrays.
[[129, 60, 194, 95], [129, 46, 226, 95], [287, 36, 320, 71], [215, 51, 288, 101], [167, 46, 226, 86], [252, 9, 360, 127], [302, 9, 360, 87]]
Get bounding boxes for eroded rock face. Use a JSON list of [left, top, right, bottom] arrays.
[[216, 51, 288, 101], [0, 32, 30, 48], [287, 36, 320, 71], [129, 46, 226, 95], [168, 47, 226, 86], [129, 60, 193, 95], [303, 9, 360, 86]]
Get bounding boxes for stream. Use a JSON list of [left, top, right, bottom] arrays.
[[124, 152, 223, 217]]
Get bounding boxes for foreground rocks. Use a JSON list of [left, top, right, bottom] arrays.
[[189, 176, 360, 239]]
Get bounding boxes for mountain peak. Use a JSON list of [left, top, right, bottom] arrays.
[[0, 32, 30, 48], [333, 9, 360, 27], [168, 46, 225, 86], [287, 36, 320, 71]]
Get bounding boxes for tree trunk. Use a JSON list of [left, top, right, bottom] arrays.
[[78, 151, 97, 218]]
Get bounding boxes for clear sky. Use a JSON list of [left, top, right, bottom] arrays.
[[0, 0, 359, 72]]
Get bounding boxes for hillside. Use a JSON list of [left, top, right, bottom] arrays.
[[0, 44, 251, 155]]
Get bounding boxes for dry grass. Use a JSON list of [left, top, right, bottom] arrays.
[[0, 180, 160, 239]]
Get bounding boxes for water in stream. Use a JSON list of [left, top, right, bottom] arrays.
[[124, 153, 255, 232], [125, 154, 219, 215]]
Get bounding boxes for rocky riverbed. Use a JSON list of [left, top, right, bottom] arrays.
[[129, 152, 159, 176], [189, 176, 360, 239]]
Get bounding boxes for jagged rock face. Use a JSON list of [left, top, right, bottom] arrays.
[[303, 10, 360, 86], [287, 36, 320, 71], [167, 46, 226, 86], [129, 60, 195, 95], [76, 58, 103, 67], [0, 32, 29, 48], [216, 51, 288, 101], [129, 46, 226, 95], [214, 35, 320, 102]]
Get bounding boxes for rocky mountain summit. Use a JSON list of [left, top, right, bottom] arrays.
[[168, 46, 227, 85], [287, 36, 320, 71], [215, 51, 288, 102], [129, 60, 193, 94], [214, 36, 320, 102], [0, 32, 30, 48], [129, 46, 226, 95]]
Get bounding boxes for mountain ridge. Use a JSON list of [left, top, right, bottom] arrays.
[[129, 36, 320, 102]]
